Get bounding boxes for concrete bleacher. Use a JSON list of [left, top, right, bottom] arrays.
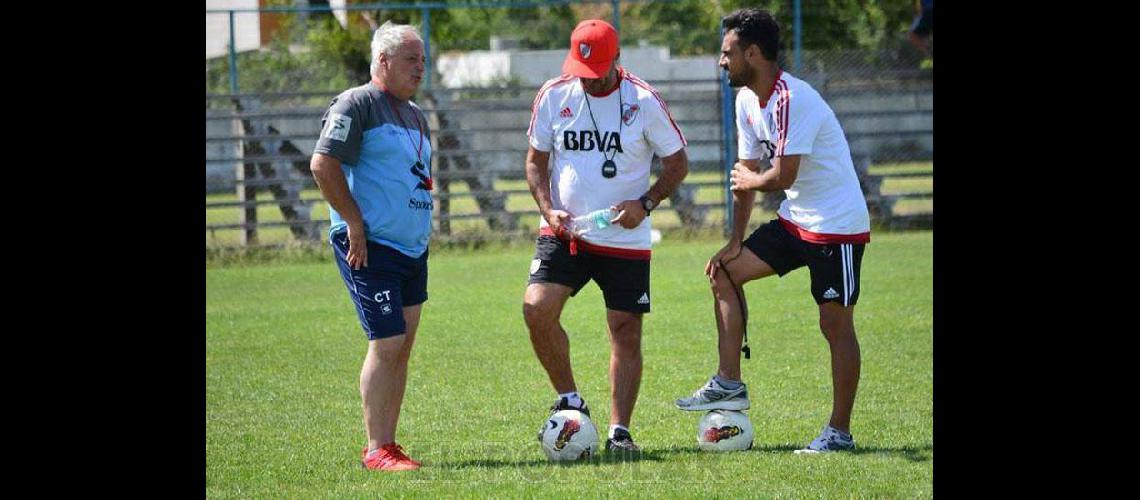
[[207, 45, 932, 239]]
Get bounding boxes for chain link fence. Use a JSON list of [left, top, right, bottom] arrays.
[[206, 1, 932, 249]]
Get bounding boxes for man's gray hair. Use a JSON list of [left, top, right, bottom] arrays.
[[370, 21, 422, 76]]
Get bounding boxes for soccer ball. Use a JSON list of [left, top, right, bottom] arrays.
[[537, 410, 598, 461], [697, 410, 754, 451]]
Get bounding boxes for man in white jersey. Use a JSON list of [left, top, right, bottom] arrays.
[[523, 19, 689, 454], [673, 8, 871, 454]]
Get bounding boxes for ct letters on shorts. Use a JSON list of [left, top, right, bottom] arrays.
[[314, 83, 434, 339]]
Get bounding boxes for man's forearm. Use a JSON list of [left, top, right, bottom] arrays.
[[645, 149, 690, 203], [748, 156, 799, 192], [311, 155, 364, 229], [525, 158, 553, 216], [750, 167, 787, 193], [731, 189, 756, 243]]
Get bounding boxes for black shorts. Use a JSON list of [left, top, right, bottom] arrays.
[[742, 219, 865, 306], [527, 236, 651, 313]]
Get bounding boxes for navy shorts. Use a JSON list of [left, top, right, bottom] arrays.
[[332, 231, 428, 340], [742, 219, 865, 306], [527, 235, 651, 313]]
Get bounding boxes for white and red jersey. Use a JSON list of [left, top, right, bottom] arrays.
[[736, 71, 870, 244], [528, 68, 686, 255]]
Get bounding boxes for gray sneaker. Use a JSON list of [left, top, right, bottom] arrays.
[[674, 377, 750, 411], [794, 425, 855, 454]]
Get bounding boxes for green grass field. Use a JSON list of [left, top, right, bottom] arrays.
[[206, 231, 933, 497]]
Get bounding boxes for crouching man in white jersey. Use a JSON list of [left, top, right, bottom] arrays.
[[523, 19, 689, 455], [674, 8, 871, 454]]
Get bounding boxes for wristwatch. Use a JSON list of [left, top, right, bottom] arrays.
[[639, 195, 657, 214]]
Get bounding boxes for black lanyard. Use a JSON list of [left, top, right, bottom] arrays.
[[582, 81, 622, 178], [386, 92, 425, 163]]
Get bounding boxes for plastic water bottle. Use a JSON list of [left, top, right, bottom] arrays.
[[569, 208, 616, 236]]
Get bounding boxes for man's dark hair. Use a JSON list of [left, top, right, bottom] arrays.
[[722, 8, 780, 61]]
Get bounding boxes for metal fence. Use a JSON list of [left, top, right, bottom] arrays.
[[205, 1, 932, 248]]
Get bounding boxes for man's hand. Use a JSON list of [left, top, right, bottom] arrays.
[[729, 162, 764, 192], [609, 199, 648, 229], [544, 209, 573, 237], [346, 223, 369, 270], [705, 241, 744, 278]]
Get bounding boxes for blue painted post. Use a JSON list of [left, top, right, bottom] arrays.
[[719, 23, 735, 237], [228, 10, 238, 94], [422, 7, 432, 89], [611, 0, 620, 33], [793, 0, 802, 72]]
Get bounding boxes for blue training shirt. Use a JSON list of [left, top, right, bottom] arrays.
[[313, 82, 434, 258]]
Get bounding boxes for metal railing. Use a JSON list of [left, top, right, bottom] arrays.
[[206, 1, 932, 248]]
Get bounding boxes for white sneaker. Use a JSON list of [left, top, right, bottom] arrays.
[[674, 377, 750, 411], [794, 425, 855, 454]]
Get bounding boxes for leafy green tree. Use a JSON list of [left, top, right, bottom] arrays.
[[206, 0, 923, 94]]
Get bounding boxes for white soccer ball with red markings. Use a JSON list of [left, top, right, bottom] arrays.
[[538, 410, 598, 461], [697, 410, 754, 451]]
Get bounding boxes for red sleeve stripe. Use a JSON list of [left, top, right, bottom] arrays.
[[775, 79, 790, 156], [624, 75, 687, 146], [528, 74, 576, 138]]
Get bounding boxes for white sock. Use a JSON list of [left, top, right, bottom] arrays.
[[558, 391, 583, 408], [608, 424, 629, 439]]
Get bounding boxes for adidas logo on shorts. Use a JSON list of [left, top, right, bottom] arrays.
[[637, 293, 649, 305], [823, 288, 839, 299]]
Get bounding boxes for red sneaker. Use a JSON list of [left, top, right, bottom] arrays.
[[361, 443, 421, 471]]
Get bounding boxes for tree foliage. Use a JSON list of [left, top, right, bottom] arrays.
[[206, 0, 922, 93]]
